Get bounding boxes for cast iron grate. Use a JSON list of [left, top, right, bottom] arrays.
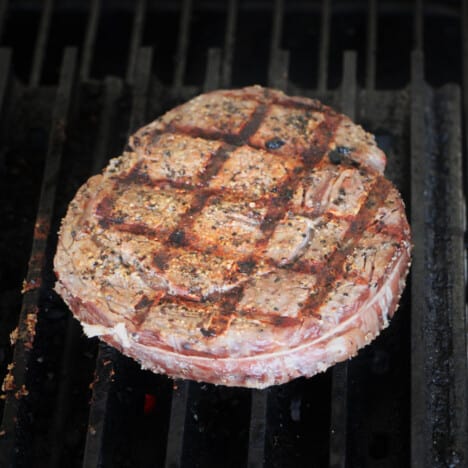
[[0, 1, 466, 467]]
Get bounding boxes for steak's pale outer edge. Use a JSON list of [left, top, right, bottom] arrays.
[[55, 243, 410, 389]]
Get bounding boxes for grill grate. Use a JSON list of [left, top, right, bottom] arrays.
[[0, 1, 467, 467]]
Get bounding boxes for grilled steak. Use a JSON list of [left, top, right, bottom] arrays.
[[54, 86, 411, 388]]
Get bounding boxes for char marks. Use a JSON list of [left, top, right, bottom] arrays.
[[300, 178, 393, 319], [95, 88, 350, 337], [54, 86, 411, 387]]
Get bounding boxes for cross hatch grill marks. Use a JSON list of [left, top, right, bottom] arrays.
[[90, 95, 381, 340]]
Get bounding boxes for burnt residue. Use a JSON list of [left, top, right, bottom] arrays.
[[265, 137, 286, 150], [237, 259, 256, 275], [134, 295, 154, 310], [169, 229, 186, 246], [279, 187, 294, 201], [98, 218, 111, 229], [328, 146, 351, 164], [328, 150, 342, 164], [109, 215, 125, 225], [200, 327, 217, 338]]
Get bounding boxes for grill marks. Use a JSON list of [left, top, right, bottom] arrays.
[[303, 114, 344, 167], [300, 179, 392, 319], [92, 89, 374, 338], [140, 133, 223, 184]]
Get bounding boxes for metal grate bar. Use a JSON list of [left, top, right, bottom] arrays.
[[173, 0, 193, 89], [463, 0, 468, 220], [267, 0, 284, 87], [247, 390, 268, 468], [128, 46, 153, 135], [410, 49, 429, 468], [51, 74, 123, 468], [80, 76, 124, 468], [268, 49, 289, 90], [365, 0, 377, 90], [340, 51, 357, 118], [329, 50, 357, 468], [48, 319, 85, 468], [270, 0, 283, 53], [0, 48, 11, 116], [267, 0, 287, 91], [29, 0, 54, 87], [82, 345, 118, 468], [126, 0, 147, 84], [318, 0, 331, 92], [439, 83, 468, 468], [80, 0, 101, 82], [411, 47, 467, 466], [164, 380, 190, 468], [413, 0, 424, 50], [221, 0, 238, 87], [82, 47, 152, 468], [204, 47, 221, 91], [0, 47, 77, 467]]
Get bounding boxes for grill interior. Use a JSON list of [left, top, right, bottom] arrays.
[[0, 1, 467, 467]]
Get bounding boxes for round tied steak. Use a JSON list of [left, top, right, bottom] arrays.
[[54, 86, 411, 388]]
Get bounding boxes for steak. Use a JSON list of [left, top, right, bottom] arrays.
[[54, 86, 411, 388]]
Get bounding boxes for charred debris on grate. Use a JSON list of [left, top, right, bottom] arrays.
[[0, 1, 466, 468]]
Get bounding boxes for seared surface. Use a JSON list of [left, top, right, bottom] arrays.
[[54, 86, 411, 388]]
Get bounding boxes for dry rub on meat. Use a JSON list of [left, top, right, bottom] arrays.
[[54, 86, 411, 388]]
